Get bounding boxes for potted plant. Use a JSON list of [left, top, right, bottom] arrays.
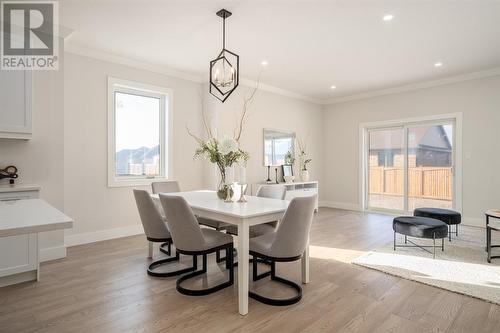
[[187, 83, 258, 200], [193, 136, 249, 199], [297, 137, 312, 182]]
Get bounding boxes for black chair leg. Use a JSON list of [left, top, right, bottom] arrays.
[[148, 251, 197, 278], [159, 241, 171, 256], [176, 244, 234, 296], [249, 255, 302, 306]]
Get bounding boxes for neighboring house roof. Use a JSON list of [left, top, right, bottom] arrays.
[[370, 126, 451, 151]]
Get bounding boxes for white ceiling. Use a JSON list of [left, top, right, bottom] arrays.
[[61, 0, 500, 102]]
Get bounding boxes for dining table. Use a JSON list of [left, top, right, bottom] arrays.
[[151, 190, 310, 315]]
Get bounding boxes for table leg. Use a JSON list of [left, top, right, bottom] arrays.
[[301, 241, 310, 284], [36, 233, 40, 281], [148, 241, 154, 259], [486, 215, 489, 252], [237, 221, 249, 315]]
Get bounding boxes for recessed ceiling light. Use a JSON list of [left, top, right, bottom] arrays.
[[434, 62, 443, 67], [261, 60, 268, 66], [330, 85, 337, 90], [382, 14, 394, 22]]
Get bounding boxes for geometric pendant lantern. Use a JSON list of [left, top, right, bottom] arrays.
[[209, 9, 239, 102]]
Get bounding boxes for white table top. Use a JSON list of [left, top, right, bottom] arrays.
[[0, 199, 74, 237], [152, 190, 289, 219]]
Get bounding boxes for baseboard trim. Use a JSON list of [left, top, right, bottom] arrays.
[[319, 201, 485, 228], [40, 246, 67, 262], [462, 216, 484, 228], [65, 225, 144, 247], [319, 201, 361, 211]]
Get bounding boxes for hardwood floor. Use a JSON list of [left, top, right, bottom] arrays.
[[0, 208, 498, 332]]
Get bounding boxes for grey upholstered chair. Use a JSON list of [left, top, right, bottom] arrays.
[[226, 184, 286, 238], [249, 195, 317, 306], [151, 180, 181, 194], [152, 180, 228, 231], [149, 180, 182, 255], [133, 190, 196, 277], [159, 194, 234, 296]]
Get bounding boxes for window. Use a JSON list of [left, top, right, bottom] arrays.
[[361, 114, 462, 214], [108, 77, 172, 187]]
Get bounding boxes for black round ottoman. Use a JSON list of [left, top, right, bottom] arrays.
[[414, 207, 461, 241], [393, 216, 448, 258]]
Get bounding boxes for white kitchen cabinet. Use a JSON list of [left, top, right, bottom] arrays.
[[0, 71, 32, 139], [0, 185, 40, 286]]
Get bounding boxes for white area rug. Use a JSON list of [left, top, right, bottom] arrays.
[[352, 226, 500, 304]]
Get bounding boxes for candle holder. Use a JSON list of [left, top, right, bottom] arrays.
[[266, 165, 272, 183], [275, 168, 279, 184], [237, 184, 248, 202]]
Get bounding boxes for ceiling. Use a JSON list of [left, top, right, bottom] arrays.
[[61, 0, 500, 102]]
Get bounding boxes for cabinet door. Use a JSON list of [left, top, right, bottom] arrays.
[[0, 71, 32, 138], [0, 233, 38, 277]]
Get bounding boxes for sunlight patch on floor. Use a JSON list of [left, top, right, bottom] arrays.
[[309, 245, 366, 263]]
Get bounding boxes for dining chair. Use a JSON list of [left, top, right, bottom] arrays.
[[248, 195, 317, 306], [151, 180, 181, 194], [133, 190, 197, 277], [225, 184, 286, 238], [152, 180, 228, 231], [150, 180, 182, 256], [159, 194, 234, 296]]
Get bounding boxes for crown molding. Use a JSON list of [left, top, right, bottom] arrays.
[[64, 43, 323, 105], [324, 67, 500, 105], [64, 43, 500, 107], [239, 78, 322, 104], [64, 43, 205, 83]]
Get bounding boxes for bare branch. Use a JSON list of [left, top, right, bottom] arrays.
[[234, 70, 262, 142], [186, 124, 203, 144]]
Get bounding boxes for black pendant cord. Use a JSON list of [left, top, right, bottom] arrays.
[[222, 15, 226, 50]]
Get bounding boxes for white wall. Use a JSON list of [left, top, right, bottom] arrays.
[[63, 52, 323, 245], [322, 75, 500, 225], [200, 83, 323, 189], [63, 52, 205, 244]]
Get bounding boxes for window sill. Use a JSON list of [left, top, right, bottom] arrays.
[[107, 177, 167, 188]]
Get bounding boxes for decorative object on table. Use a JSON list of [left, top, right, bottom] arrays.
[[284, 175, 295, 183], [275, 167, 279, 184], [297, 137, 312, 182], [485, 209, 500, 263], [237, 183, 248, 202], [188, 78, 258, 200], [414, 207, 462, 242], [224, 182, 234, 202], [266, 165, 272, 183], [282, 164, 293, 182], [0, 166, 18, 184], [209, 9, 239, 103], [190, 135, 248, 200]]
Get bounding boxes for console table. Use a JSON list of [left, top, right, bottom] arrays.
[[251, 181, 319, 212]]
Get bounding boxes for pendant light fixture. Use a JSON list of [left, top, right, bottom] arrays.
[[209, 9, 239, 102]]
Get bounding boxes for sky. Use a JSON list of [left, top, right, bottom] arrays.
[[115, 92, 161, 152]]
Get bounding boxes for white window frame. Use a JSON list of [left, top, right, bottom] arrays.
[[359, 112, 463, 214], [107, 77, 173, 187]]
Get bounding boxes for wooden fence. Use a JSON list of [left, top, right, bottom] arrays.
[[369, 167, 452, 200]]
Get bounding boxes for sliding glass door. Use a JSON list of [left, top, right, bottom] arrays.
[[366, 120, 455, 213]]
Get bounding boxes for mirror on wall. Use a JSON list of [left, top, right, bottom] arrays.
[[263, 128, 295, 166]]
